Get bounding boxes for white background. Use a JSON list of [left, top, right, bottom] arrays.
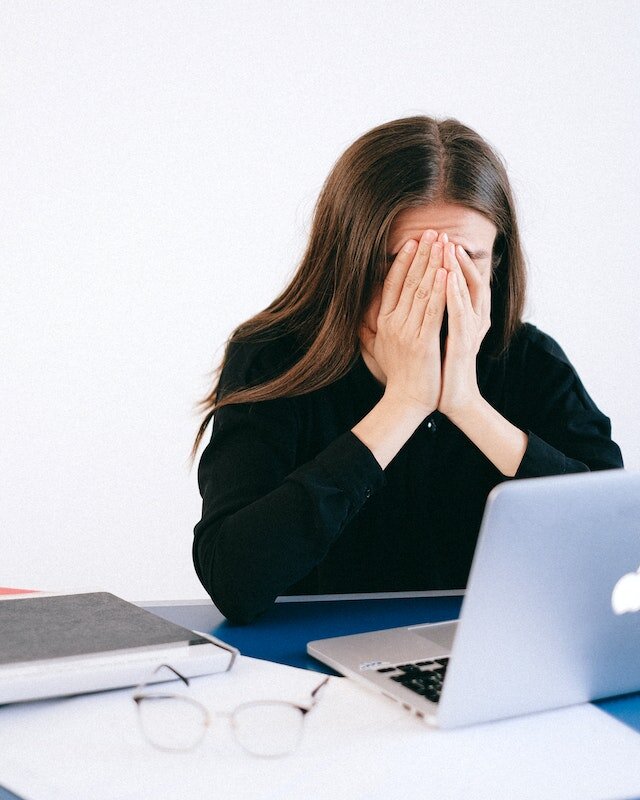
[[1, 1, 638, 602]]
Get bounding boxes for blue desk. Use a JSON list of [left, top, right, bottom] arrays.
[[213, 595, 464, 674]]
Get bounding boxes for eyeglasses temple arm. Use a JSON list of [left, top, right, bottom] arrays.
[[309, 676, 331, 708], [132, 663, 190, 698], [192, 630, 239, 671]]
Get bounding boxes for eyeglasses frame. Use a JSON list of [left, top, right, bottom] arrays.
[[132, 661, 330, 758]]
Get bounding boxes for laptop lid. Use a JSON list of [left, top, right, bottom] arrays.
[[437, 468, 640, 728]]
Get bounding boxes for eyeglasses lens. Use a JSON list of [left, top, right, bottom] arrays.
[[232, 702, 304, 757], [137, 696, 207, 752]]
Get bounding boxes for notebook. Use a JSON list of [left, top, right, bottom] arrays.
[[0, 591, 238, 704], [308, 469, 640, 728]]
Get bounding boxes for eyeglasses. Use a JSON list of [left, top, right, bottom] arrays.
[[132, 664, 330, 758]]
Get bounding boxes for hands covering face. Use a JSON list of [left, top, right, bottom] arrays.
[[358, 229, 491, 419]]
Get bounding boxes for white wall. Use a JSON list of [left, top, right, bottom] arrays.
[[2, 1, 638, 601]]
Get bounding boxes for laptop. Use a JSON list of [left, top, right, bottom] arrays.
[[308, 469, 640, 729]]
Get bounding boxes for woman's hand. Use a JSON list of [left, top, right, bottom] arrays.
[[438, 240, 492, 419], [359, 228, 447, 417]]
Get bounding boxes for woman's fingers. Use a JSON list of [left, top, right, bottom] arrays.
[[453, 244, 492, 331], [379, 232, 488, 335], [406, 239, 444, 328], [378, 238, 419, 316], [452, 244, 487, 316], [446, 269, 465, 320], [443, 271, 466, 358], [442, 242, 474, 311], [394, 229, 438, 318], [419, 267, 447, 339]]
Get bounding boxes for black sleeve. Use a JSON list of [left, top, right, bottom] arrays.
[[513, 333, 624, 478], [192, 344, 385, 624]]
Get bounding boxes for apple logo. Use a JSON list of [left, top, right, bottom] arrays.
[[612, 566, 640, 615]]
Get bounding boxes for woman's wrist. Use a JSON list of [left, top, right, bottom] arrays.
[[381, 387, 436, 422], [446, 395, 528, 477], [352, 391, 430, 470], [441, 390, 484, 427]]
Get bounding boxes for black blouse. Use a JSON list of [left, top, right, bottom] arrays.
[[193, 323, 623, 624]]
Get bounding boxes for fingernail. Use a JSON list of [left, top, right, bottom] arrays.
[[424, 230, 437, 243], [442, 232, 449, 243]]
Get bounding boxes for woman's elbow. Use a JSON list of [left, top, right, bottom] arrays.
[[192, 533, 271, 625], [218, 598, 265, 626]]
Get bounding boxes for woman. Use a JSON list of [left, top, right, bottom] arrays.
[[190, 115, 623, 625]]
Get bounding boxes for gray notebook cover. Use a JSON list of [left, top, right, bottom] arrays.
[[0, 592, 204, 665]]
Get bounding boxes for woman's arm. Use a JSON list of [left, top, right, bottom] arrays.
[[193, 397, 385, 625], [436, 240, 528, 475], [436, 241, 623, 477], [445, 398, 528, 477], [444, 336, 625, 477]]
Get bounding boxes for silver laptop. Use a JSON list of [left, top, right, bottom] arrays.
[[308, 469, 640, 729]]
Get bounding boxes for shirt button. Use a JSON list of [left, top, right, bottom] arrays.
[[426, 417, 437, 434], [364, 488, 372, 499]]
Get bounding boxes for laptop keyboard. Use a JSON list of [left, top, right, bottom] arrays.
[[377, 657, 449, 704]]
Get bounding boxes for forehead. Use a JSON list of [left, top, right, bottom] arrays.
[[388, 203, 497, 252]]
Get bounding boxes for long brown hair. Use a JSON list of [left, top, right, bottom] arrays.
[[190, 115, 526, 464]]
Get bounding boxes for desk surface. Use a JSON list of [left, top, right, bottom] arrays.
[[143, 595, 640, 735], [2, 594, 640, 800]]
